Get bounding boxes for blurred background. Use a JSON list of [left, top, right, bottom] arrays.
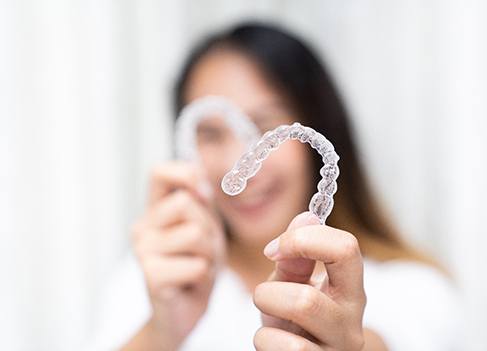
[[1, 0, 486, 350]]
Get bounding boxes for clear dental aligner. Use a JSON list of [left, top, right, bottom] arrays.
[[221, 122, 340, 225], [174, 95, 261, 161]]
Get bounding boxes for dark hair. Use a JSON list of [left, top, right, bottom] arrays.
[[173, 21, 437, 264]]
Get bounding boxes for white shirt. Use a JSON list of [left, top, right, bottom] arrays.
[[87, 254, 463, 351]]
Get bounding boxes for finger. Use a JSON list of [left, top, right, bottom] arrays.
[[134, 222, 216, 261], [147, 190, 214, 229], [254, 281, 342, 345], [143, 256, 212, 291], [264, 221, 364, 300], [254, 327, 323, 351], [266, 212, 321, 283], [148, 161, 213, 206]]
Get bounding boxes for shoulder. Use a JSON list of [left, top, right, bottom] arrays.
[[363, 259, 464, 351], [364, 258, 455, 295]]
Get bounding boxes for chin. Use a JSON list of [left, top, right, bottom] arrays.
[[218, 174, 307, 243], [225, 206, 294, 246]]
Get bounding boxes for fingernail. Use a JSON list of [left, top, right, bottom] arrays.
[[263, 238, 280, 259], [197, 180, 213, 200], [288, 211, 320, 230], [305, 212, 321, 225]]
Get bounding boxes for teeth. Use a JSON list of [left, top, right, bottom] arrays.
[[175, 97, 340, 224], [175, 95, 261, 161], [221, 171, 246, 195], [221, 122, 340, 225]]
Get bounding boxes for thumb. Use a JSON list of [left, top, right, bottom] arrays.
[[264, 211, 320, 283]]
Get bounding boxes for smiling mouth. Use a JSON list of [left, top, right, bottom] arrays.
[[229, 179, 282, 217]]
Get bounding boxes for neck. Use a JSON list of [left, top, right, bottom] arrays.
[[226, 237, 275, 293]]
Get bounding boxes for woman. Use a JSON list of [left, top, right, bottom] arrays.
[[108, 22, 460, 350]]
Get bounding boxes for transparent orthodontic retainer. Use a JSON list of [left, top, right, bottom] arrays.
[[174, 95, 261, 161], [221, 122, 340, 225]]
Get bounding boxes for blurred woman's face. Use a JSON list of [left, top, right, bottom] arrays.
[[184, 48, 313, 247]]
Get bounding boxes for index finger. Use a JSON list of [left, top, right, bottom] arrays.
[[264, 222, 364, 301], [266, 212, 320, 284], [148, 161, 213, 206]]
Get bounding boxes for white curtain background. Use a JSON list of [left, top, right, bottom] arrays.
[[1, 0, 486, 350]]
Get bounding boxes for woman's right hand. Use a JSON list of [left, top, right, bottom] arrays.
[[127, 161, 226, 351]]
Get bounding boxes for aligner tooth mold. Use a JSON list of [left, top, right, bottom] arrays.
[[221, 122, 340, 225], [174, 96, 261, 161]]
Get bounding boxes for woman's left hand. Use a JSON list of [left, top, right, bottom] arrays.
[[253, 211, 367, 351]]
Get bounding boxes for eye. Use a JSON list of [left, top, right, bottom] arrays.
[[254, 116, 293, 134], [255, 122, 275, 133], [196, 125, 227, 144]]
